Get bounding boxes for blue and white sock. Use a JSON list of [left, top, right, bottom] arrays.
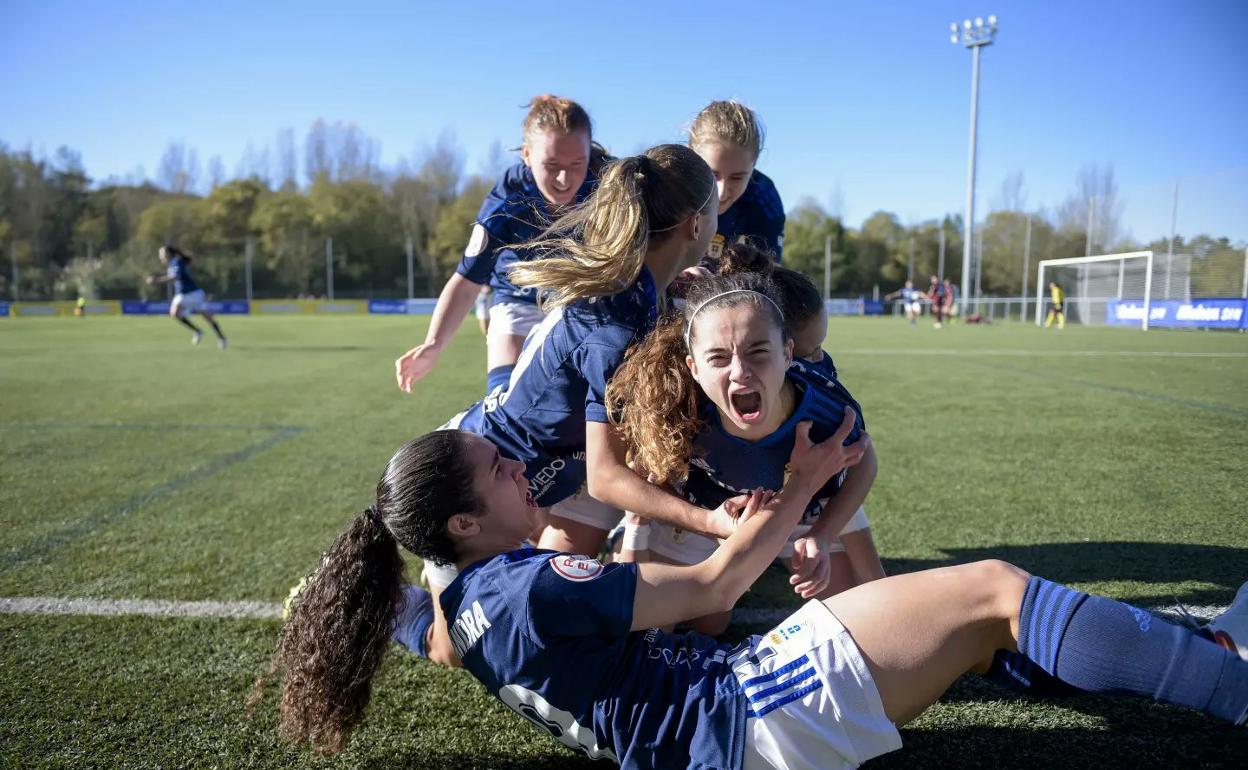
[[1017, 576, 1248, 723]]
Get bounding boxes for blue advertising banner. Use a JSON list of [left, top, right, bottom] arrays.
[[122, 299, 249, 315], [368, 299, 409, 314], [1106, 298, 1246, 329], [825, 298, 865, 316], [0, 302, 8, 317], [863, 300, 885, 316]]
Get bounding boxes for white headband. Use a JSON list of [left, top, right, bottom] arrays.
[[684, 289, 785, 349]]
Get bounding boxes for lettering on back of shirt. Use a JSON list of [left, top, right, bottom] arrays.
[[449, 600, 492, 658]]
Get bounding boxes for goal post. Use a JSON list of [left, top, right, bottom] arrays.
[[1035, 251, 1155, 330]]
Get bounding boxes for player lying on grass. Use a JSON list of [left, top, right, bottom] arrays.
[[608, 256, 885, 635], [256, 426, 1248, 769], [395, 95, 608, 395], [145, 244, 227, 349]]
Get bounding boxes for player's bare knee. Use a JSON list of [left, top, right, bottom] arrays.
[[967, 559, 1029, 619]]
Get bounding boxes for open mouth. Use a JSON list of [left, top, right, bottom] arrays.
[[525, 490, 538, 509], [730, 391, 763, 423]]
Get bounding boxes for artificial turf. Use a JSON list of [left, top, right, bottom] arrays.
[[1, 314, 1245, 768]]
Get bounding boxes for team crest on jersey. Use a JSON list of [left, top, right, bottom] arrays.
[[465, 223, 489, 257], [708, 233, 725, 261], [549, 555, 604, 582]]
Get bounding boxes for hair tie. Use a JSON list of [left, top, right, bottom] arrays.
[[684, 289, 784, 349], [365, 504, 387, 531]]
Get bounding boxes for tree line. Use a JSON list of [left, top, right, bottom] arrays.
[[1, 122, 1241, 302]]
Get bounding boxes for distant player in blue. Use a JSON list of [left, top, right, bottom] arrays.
[[609, 266, 885, 635], [689, 100, 786, 265], [395, 95, 606, 395], [884, 280, 925, 325], [260, 428, 1248, 767], [145, 244, 227, 349]]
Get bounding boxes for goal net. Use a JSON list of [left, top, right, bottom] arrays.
[[1036, 251, 1160, 329]]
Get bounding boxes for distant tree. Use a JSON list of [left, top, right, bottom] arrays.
[[782, 198, 849, 293], [251, 190, 318, 295], [428, 176, 493, 282]]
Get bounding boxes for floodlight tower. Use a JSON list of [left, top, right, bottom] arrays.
[[950, 15, 998, 314]]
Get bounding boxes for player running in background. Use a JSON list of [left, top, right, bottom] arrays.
[[145, 244, 227, 349], [258, 427, 1248, 768], [689, 100, 786, 265], [395, 95, 607, 394], [1045, 281, 1066, 329], [609, 268, 885, 634], [884, 280, 924, 325], [925, 274, 946, 328], [942, 278, 958, 324]]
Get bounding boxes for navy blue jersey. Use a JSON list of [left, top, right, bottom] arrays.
[[681, 363, 865, 526], [900, 288, 923, 303], [441, 548, 747, 769], [448, 268, 660, 506], [167, 256, 199, 294], [456, 162, 598, 305], [799, 351, 839, 382], [711, 170, 785, 263]]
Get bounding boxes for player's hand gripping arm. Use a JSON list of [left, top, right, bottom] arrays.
[[585, 421, 743, 540], [629, 410, 869, 631], [788, 442, 878, 598], [395, 273, 484, 392]]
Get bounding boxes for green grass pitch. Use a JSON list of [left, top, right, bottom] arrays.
[[1, 314, 1245, 768]]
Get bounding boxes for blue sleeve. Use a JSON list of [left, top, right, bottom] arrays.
[[454, 174, 516, 284], [527, 557, 637, 639], [455, 223, 502, 284], [578, 338, 628, 424]]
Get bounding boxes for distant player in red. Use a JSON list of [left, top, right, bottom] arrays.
[[926, 274, 947, 328]]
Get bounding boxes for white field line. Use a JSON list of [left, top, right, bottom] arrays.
[[0, 596, 1228, 626], [0, 596, 281, 620], [836, 349, 1248, 359]]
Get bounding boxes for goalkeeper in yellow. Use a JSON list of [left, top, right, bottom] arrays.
[[1044, 281, 1066, 329]]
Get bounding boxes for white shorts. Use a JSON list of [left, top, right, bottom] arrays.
[[172, 289, 207, 316], [906, 302, 921, 314], [735, 600, 902, 770], [487, 301, 544, 339], [546, 488, 625, 532], [474, 291, 491, 320], [649, 507, 871, 565]]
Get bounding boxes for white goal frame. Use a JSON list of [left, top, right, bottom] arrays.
[[1035, 250, 1155, 330]]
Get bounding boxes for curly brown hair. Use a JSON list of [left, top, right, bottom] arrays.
[[608, 261, 787, 485], [248, 430, 478, 755]]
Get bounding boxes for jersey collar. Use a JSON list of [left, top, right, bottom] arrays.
[[703, 368, 814, 448]]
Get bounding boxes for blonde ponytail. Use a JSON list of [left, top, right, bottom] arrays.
[[510, 144, 713, 309]]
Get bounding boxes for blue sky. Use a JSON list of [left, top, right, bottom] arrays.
[[2, 0, 1246, 242]]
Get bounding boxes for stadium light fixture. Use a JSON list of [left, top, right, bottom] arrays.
[[950, 14, 999, 312]]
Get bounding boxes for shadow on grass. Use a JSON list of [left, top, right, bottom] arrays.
[[356, 749, 597, 770], [874, 674, 1248, 769], [883, 541, 1247, 608]]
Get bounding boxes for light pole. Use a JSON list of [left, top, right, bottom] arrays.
[[951, 15, 998, 316]]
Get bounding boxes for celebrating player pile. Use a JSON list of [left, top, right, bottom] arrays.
[[258, 98, 1248, 770]]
